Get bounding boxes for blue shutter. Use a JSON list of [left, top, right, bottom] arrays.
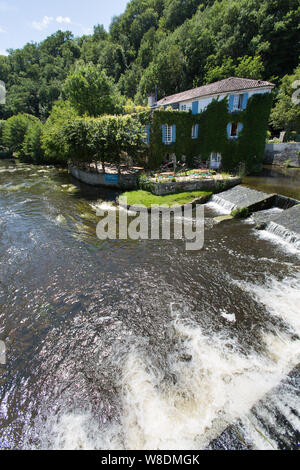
[[238, 123, 244, 134], [172, 125, 176, 143], [192, 101, 198, 115], [162, 124, 166, 143], [242, 93, 248, 110], [146, 125, 150, 144], [227, 123, 232, 137], [228, 94, 234, 111]]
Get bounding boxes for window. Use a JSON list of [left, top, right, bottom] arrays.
[[210, 153, 222, 169], [165, 124, 172, 143], [180, 103, 192, 111], [211, 153, 221, 163], [228, 122, 243, 139], [233, 94, 244, 111], [230, 122, 238, 137]]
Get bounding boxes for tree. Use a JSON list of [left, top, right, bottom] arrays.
[[20, 120, 44, 163], [204, 55, 264, 84], [61, 115, 145, 173], [63, 64, 125, 116], [270, 65, 300, 132], [2, 113, 39, 154], [41, 100, 78, 163]]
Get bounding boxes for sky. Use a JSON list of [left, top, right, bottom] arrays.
[[0, 0, 129, 55]]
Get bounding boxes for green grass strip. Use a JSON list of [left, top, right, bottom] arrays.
[[120, 190, 212, 208]]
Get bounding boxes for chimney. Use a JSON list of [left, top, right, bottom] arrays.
[[148, 93, 156, 108]]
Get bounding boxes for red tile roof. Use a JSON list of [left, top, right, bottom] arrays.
[[156, 77, 275, 106]]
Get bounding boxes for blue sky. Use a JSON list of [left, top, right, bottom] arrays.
[[0, 0, 129, 55]]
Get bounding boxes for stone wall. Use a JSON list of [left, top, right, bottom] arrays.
[[264, 143, 300, 168], [69, 166, 138, 189], [150, 177, 241, 196]]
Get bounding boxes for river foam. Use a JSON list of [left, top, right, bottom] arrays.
[[39, 270, 300, 450]]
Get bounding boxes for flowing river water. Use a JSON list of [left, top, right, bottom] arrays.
[[0, 159, 299, 450]]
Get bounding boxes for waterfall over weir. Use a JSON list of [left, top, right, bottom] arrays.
[[265, 222, 300, 250], [260, 204, 300, 248], [207, 185, 276, 215], [207, 194, 237, 214]]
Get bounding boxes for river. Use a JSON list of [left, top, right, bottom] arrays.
[[0, 159, 299, 450]]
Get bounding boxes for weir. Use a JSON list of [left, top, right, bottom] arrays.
[[209, 185, 300, 249], [264, 204, 300, 248], [210, 185, 276, 214]]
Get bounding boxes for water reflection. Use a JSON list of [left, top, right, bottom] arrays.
[[243, 166, 300, 201]]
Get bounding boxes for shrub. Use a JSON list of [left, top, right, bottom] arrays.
[[231, 207, 249, 219], [2, 114, 39, 154], [20, 121, 44, 163]]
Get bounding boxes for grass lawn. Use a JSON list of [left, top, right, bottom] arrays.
[[119, 190, 212, 207]]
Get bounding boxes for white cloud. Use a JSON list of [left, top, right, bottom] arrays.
[[32, 16, 54, 31], [0, 26, 6, 33], [56, 16, 71, 24], [0, 49, 9, 56]]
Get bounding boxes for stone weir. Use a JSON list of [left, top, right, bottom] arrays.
[[263, 204, 300, 249], [210, 185, 277, 214]]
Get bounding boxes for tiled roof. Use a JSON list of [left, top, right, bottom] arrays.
[[156, 77, 275, 106]]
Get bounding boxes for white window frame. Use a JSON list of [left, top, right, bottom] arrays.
[[165, 124, 172, 143], [210, 153, 221, 163], [233, 94, 243, 111]]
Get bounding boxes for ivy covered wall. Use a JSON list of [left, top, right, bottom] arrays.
[[143, 93, 273, 173]]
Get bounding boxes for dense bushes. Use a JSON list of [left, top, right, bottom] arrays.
[[0, 106, 146, 168], [20, 121, 45, 163], [64, 114, 146, 171], [2, 114, 39, 154]]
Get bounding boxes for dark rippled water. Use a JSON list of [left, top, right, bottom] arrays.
[[0, 159, 299, 450], [243, 166, 300, 201]]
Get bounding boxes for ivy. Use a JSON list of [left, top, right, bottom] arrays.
[[146, 93, 273, 173]]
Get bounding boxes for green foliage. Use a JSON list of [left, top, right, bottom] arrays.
[[20, 120, 44, 163], [0, 0, 299, 129], [137, 172, 155, 192], [270, 64, 300, 132], [231, 207, 249, 218], [63, 64, 125, 117], [205, 56, 265, 84], [0, 120, 5, 149], [41, 101, 78, 163], [2, 113, 39, 154], [61, 114, 146, 169]]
